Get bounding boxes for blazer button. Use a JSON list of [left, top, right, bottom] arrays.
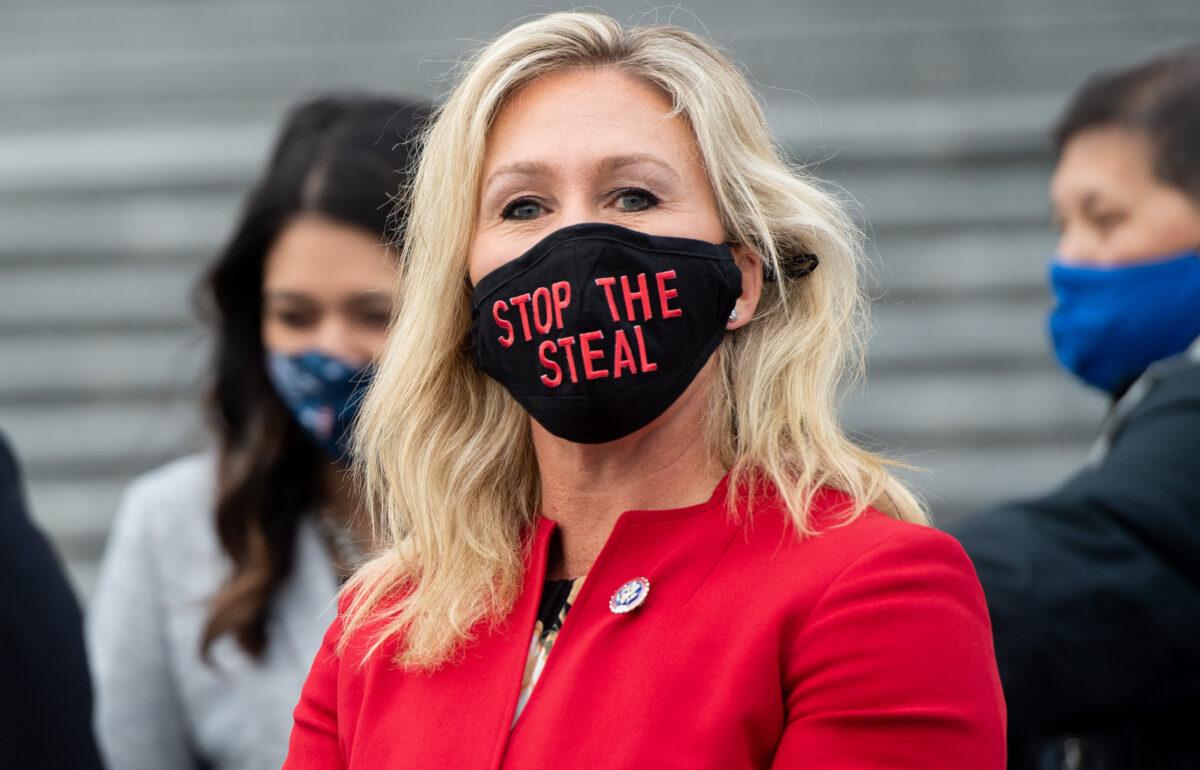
[[609, 577, 651, 614]]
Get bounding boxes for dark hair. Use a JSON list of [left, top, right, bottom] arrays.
[[198, 95, 428, 659], [1054, 46, 1200, 202]]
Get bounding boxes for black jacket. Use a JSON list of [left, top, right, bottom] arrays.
[[0, 432, 104, 770], [951, 348, 1200, 770]]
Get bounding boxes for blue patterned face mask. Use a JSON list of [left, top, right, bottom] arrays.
[[266, 350, 373, 462], [1048, 248, 1200, 393]]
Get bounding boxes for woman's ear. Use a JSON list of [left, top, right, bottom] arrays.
[[727, 244, 763, 330]]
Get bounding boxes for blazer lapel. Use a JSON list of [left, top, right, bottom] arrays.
[[503, 475, 744, 764], [351, 517, 556, 770]]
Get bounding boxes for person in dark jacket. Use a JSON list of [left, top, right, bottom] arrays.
[[0, 431, 104, 770], [950, 48, 1200, 770]]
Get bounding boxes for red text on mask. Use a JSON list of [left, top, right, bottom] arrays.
[[490, 270, 685, 388], [537, 325, 658, 387], [492, 270, 681, 348], [493, 281, 572, 347]]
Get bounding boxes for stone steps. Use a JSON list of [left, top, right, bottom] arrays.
[[4, 3, 1195, 100], [5, 0, 1184, 600]]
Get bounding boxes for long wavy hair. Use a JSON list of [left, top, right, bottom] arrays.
[[345, 11, 927, 669], [197, 95, 427, 659]]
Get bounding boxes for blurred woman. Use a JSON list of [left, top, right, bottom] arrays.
[[89, 95, 426, 770], [952, 48, 1200, 770], [284, 12, 1005, 769]]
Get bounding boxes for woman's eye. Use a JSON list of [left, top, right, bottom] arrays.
[[614, 188, 659, 212], [273, 310, 316, 328], [356, 309, 391, 329], [1087, 208, 1126, 233], [501, 198, 544, 220]]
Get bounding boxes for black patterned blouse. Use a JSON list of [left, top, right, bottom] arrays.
[[512, 577, 585, 725]]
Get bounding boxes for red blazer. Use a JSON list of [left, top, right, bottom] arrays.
[[285, 479, 1005, 769]]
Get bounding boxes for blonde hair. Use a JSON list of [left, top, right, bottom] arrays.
[[343, 11, 927, 668]]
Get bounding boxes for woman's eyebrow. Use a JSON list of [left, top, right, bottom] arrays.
[[263, 290, 316, 305], [483, 161, 553, 193], [482, 154, 681, 193], [343, 290, 394, 306], [596, 153, 681, 183]]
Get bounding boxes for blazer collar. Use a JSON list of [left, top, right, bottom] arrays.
[[415, 470, 739, 762], [534, 470, 734, 542], [365, 473, 745, 770], [504, 472, 745, 747]]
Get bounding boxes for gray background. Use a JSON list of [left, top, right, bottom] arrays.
[[2, 0, 1198, 600]]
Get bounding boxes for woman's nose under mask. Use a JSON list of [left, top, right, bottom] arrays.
[[267, 349, 373, 461], [470, 222, 743, 444]]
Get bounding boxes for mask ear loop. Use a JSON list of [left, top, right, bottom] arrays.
[[462, 273, 482, 355]]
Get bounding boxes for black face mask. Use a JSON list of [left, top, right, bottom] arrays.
[[471, 222, 742, 443]]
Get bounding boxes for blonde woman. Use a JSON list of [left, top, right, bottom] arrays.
[[285, 12, 1005, 769]]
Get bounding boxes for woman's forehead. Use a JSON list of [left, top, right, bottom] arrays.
[[1051, 127, 1156, 205], [481, 68, 702, 182]]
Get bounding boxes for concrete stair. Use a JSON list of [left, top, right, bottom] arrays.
[[1, 0, 1196, 599]]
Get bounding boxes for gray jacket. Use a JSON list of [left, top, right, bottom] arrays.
[[88, 453, 339, 770]]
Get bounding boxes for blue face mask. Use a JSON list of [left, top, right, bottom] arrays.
[[1048, 248, 1200, 393], [266, 350, 373, 462]]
